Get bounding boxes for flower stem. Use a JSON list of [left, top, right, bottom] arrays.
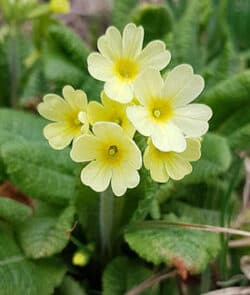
[[100, 186, 114, 258]]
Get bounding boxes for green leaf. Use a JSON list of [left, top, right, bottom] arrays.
[[57, 276, 87, 295], [43, 43, 84, 87], [48, 23, 89, 70], [112, 0, 139, 30], [103, 256, 157, 295], [0, 222, 66, 295], [20, 60, 47, 105], [2, 142, 76, 205], [0, 108, 45, 143], [205, 38, 241, 88], [168, 0, 204, 71], [202, 70, 250, 130], [17, 206, 74, 259], [132, 4, 173, 44], [183, 133, 232, 184], [228, 0, 250, 50], [228, 123, 250, 151], [125, 209, 220, 275], [0, 197, 32, 223]]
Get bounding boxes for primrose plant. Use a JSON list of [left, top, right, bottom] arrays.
[[38, 23, 212, 197]]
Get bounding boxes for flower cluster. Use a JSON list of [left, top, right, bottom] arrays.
[[38, 23, 212, 196]]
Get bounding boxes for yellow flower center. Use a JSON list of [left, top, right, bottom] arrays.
[[114, 58, 139, 81], [150, 98, 173, 122], [108, 145, 118, 157], [113, 117, 122, 125]]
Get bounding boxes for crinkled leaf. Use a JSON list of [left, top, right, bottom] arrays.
[[0, 197, 32, 223], [0, 222, 66, 295], [2, 142, 76, 205], [125, 209, 220, 276], [168, 0, 204, 71], [202, 70, 250, 130], [103, 256, 157, 295], [0, 108, 45, 142], [17, 206, 74, 258], [48, 23, 89, 70]]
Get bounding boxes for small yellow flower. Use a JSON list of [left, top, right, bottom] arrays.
[[87, 92, 135, 138], [37, 85, 89, 150], [127, 65, 212, 152], [144, 138, 201, 183], [49, 0, 70, 14], [70, 122, 142, 196], [72, 251, 89, 267], [87, 23, 171, 103]]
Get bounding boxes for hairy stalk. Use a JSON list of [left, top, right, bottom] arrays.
[[100, 186, 114, 258], [125, 270, 177, 295]]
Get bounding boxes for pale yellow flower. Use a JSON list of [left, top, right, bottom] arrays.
[[49, 0, 70, 14], [127, 65, 212, 152], [87, 23, 171, 103], [70, 122, 142, 196], [87, 92, 135, 138], [37, 85, 89, 150], [144, 138, 201, 183]]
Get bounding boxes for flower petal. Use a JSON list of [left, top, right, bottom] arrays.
[[143, 147, 169, 183], [175, 104, 213, 121], [172, 116, 209, 137], [43, 122, 74, 150], [126, 105, 156, 136], [87, 101, 105, 124], [162, 64, 204, 107], [104, 77, 133, 103], [134, 68, 163, 105], [92, 121, 123, 140], [63, 86, 88, 111], [165, 154, 192, 180], [37, 94, 70, 121], [151, 122, 186, 152], [137, 40, 171, 70], [97, 26, 122, 61], [81, 161, 111, 192], [122, 23, 144, 58], [180, 138, 201, 161], [70, 135, 99, 162], [111, 165, 140, 196], [87, 52, 113, 81]]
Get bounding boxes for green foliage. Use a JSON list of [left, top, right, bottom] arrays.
[[112, 0, 139, 30], [0, 108, 45, 142], [103, 256, 157, 295], [202, 70, 250, 130], [0, 197, 32, 223], [48, 24, 89, 70], [17, 206, 74, 258], [57, 276, 87, 295], [2, 142, 76, 205], [125, 207, 221, 275], [228, 123, 250, 151], [43, 43, 84, 87], [183, 133, 232, 184], [133, 4, 173, 44], [167, 0, 204, 71], [0, 222, 66, 295]]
